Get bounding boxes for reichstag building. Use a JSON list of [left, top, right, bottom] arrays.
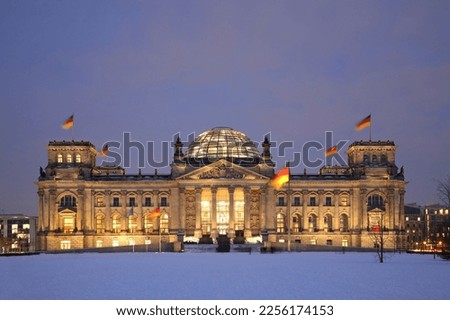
[[36, 127, 406, 251]]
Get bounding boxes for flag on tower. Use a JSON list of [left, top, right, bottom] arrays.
[[355, 114, 371, 131], [270, 167, 290, 190], [325, 145, 338, 157], [62, 114, 74, 129], [101, 144, 109, 156]]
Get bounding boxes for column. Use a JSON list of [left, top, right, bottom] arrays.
[[105, 191, 111, 232], [121, 190, 127, 232], [77, 188, 84, 231], [244, 187, 251, 234], [49, 188, 56, 231], [38, 189, 45, 231], [318, 190, 324, 231], [179, 187, 186, 231], [360, 189, 367, 230], [334, 190, 340, 231], [399, 189, 405, 230], [302, 190, 308, 232], [137, 190, 143, 231], [211, 187, 217, 236], [228, 187, 235, 238], [195, 187, 202, 237], [260, 186, 266, 230]]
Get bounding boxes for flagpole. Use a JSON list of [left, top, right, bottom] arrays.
[[369, 113, 372, 141], [72, 112, 75, 141], [159, 217, 162, 253], [287, 162, 291, 252]]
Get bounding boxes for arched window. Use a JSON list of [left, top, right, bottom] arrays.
[[57, 154, 63, 163], [324, 214, 333, 232], [340, 214, 349, 232], [381, 154, 387, 164], [112, 215, 121, 233], [372, 155, 377, 163], [67, 154, 72, 163], [128, 215, 137, 233], [308, 214, 318, 232], [144, 215, 153, 233], [75, 154, 81, 163], [368, 195, 384, 208], [363, 154, 369, 163], [160, 213, 169, 233], [276, 213, 285, 233], [60, 195, 77, 208], [96, 215, 105, 233], [292, 215, 302, 232]]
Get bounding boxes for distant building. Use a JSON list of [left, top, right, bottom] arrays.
[[0, 214, 37, 253], [36, 127, 407, 251], [424, 204, 450, 250], [404, 204, 425, 249]]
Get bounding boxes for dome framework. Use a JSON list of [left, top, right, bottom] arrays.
[[185, 127, 261, 166]]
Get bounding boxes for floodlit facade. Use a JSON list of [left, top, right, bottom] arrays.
[[36, 127, 406, 251]]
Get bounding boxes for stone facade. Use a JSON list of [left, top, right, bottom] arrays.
[[36, 128, 406, 251]]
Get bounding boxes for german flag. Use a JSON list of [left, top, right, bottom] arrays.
[[148, 208, 161, 219], [62, 114, 74, 129], [270, 167, 290, 190], [355, 114, 371, 131], [101, 144, 109, 156], [325, 145, 338, 157]]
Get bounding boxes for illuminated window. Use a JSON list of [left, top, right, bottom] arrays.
[[12, 224, 18, 234], [310, 239, 317, 245], [234, 189, 245, 231], [60, 240, 71, 250], [128, 216, 137, 233], [57, 154, 63, 163], [406, 217, 409, 221], [417, 217, 421, 221], [96, 215, 105, 233], [112, 239, 119, 247], [96, 196, 104, 207], [160, 213, 169, 233], [201, 190, 212, 234], [276, 213, 285, 233], [63, 216, 74, 233], [67, 154, 72, 163], [75, 154, 81, 163], [112, 216, 121, 233], [342, 239, 348, 247], [292, 215, 300, 232], [96, 240, 103, 248], [23, 223, 30, 230], [144, 216, 153, 233], [129, 239, 136, 246]]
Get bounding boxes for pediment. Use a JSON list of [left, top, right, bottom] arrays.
[[368, 207, 385, 214], [176, 160, 270, 181]]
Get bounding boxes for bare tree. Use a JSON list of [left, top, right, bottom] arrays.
[[436, 175, 450, 208]]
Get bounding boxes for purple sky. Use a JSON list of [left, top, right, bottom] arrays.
[[1, 0, 450, 215]]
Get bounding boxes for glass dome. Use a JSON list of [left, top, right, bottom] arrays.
[[185, 127, 261, 166]]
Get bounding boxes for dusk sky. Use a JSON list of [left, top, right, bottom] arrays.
[[1, 0, 450, 215]]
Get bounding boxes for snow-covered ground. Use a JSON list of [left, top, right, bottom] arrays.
[[1, 251, 449, 300]]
